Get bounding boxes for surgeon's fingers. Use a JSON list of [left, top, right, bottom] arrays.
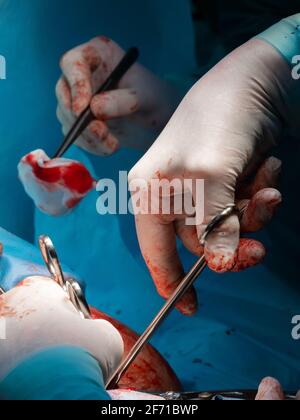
[[91, 89, 139, 121], [201, 214, 240, 273], [238, 157, 282, 199], [60, 47, 95, 116], [175, 221, 265, 272], [231, 238, 266, 272], [56, 76, 72, 112], [255, 377, 285, 400], [57, 104, 86, 147], [56, 101, 74, 130], [175, 221, 203, 257], [135, 214, 198, 316], [58, 105, 119, 156], [250, 157, 282, 196], [238, 188, 282, 233], [85, 120, 119, 155], [56, 77, 75, 133]]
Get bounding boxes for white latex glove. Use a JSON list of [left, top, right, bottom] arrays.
[[129, 37, 294, 315], [18, 149, 95, 216], [56, 36, 182, 155], [109, 390, 165, 401], [255, 377, 300, 401], [0, 276, 124, 382]]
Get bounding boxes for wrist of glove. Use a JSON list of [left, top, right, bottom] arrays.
[[257, 13, 300, 65], [256, 13, 300, 130], [0, 276, 124, 382]]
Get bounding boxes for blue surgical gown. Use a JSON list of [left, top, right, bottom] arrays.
[[0, 0, 299, 393]]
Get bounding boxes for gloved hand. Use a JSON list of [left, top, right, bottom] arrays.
[[18, 149, 95, 216], [129, 16, 299, 315], [0, 276, 124, 383], [255, 377, 300, 400], [56, 36, 181, 155]]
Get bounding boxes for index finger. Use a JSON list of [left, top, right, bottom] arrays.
[[135, 213, 198, 316], [60, 46, 96, 115]]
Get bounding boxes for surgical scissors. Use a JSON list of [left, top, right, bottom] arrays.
[[39, 235, 92, 320]]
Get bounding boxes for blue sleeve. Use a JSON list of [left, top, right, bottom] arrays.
[[0, 346, 111, 401], [256, 13, 300, 65], [0, 227, 85, 292]]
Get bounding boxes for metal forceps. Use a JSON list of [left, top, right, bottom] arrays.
[[160, 390, 298, 401], [106, 205, 236, 389], [38, 235, 92, 320]]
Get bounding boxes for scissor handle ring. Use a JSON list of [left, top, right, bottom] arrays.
[[39, 235, 65, 288], [39, 235, 91, 320], [65, 279, 92, 320], [200, 205, 237, 246]]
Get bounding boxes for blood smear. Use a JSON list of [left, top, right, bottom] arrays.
[[18, 149, 95, 216], [24, 153, 94, 195]]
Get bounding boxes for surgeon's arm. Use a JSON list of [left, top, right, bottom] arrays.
[[0, 347, 111, 401]]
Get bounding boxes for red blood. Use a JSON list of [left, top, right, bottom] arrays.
[[66, 197, 82, 209], [25, 154, 60, 183], [205, 239, 266, 273], [15, 278, 32, 288], [144, 255, 197, 316], [82, 45, 101, 70], [62, 163, 94, 194], [205, 251, 236, 273], [25, 154, 94, 194], [232, 238, 266, 272], [91, 307, 182, 393], [0, 296, 17, 318], [98, 36, 111, 44]]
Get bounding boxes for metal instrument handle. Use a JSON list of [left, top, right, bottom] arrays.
[[106, 205, 236, 389]]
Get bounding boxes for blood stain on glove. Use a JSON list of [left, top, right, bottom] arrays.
[[205, 251, 237, 273], [0, 242, 3, 257], [0, 283, 37, 319], [0, 296, 17, 318], [205, 239, 266, 273], [18, 149, 95, 216], [91, 307, 182, 393], [255, 377, 285, 400], [144, 256, 197, 316], [232, 239, 266, 272]]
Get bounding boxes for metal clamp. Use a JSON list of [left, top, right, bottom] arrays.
[[39, 235, 92, 320], [200, 205, 236, 246], [106, 205, 237, 389], [160, 390, 297, 401]]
